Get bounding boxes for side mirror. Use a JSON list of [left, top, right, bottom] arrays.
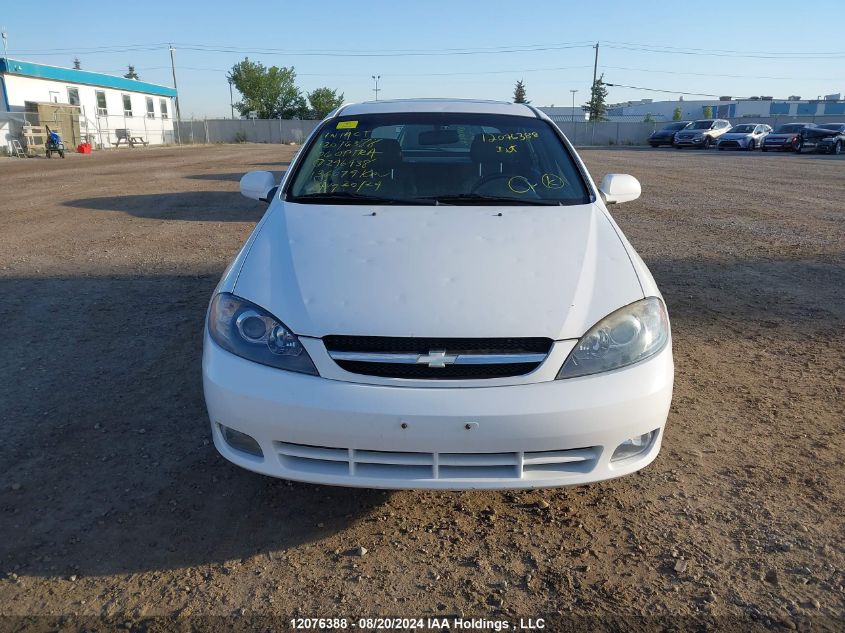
[[239, 171, 277, 202], [599, 174, 641, 205]]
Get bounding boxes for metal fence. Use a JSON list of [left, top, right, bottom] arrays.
[[547, 115, 845, 146], [173, 118, 320, 145], [5, 113, 844, 154]]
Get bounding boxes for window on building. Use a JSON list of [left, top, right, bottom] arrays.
[[95, 91, 108, 116], [67, 88, 80, 106], [160, 98, 169, 119], [122, 94, 133, 117], [146, 97, 155, 118]]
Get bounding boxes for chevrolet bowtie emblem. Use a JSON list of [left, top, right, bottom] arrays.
[[417, 350, 457, 368]]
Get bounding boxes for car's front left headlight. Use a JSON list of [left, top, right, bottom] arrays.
[[208, 293, 318, 375], [557, 297, 669, 379]]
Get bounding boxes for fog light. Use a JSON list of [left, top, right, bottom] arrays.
[[611, 430, 658, 463], [220, 424, 263, 458]]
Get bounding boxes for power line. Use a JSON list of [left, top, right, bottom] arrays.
[[604, 82, 745, 99], [602, 64, 845, 82], [603, 41, 845, 60]]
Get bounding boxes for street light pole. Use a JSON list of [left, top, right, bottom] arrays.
[[1, 29, 8, 58], [228, 79, 234, 119], [570, 89, 578, 123], [372, 75, 381, 101]]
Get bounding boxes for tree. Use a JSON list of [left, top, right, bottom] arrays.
[[702, 105, 713, 118], [672, 107, 682, 121], [73, 58, 81, 70], [586, 74, 608, 122], [227, 58, 308, 119], [513, 79, 528, 104], [124, 65, 139, 80], [643, 113, 655, 123], [307, 87, 344, 119]]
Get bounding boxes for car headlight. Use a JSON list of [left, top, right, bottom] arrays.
[[208, 293, 318, 375], [556, 297, 669, 379]]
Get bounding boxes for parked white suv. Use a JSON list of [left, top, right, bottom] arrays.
[[203, 99, 674, 490]]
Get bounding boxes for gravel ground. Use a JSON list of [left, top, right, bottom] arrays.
[[0, 145, 842, 632]]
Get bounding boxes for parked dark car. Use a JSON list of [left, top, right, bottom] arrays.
[[648, 121, 692, 147], [674, 119, 732, 149], [798, 123, 845, 155], [762, 123, 815, 152]]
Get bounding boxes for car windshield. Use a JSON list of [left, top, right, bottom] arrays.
[[817, 123, 845, 131], [774, 124, 807, 133], [690, 120, 714, 129], [731, 125, 756, 133], [287, 113, 591, 206]]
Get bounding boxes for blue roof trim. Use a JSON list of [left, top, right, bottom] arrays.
[[0, 58, 177, 97]]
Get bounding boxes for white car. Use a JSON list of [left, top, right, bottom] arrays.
[[203, 99, 674, 490]]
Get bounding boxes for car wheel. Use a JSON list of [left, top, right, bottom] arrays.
[[793, 139, 803, 153], [834, 141, 842, 155], [748, 139, 755, 151], [703, 137, 712, 149]]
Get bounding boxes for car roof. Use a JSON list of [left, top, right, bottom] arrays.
[[337, 99, 538, 118]]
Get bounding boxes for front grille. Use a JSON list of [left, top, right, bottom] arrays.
[[275, 441, 600, 481], [324, 336, 552, 354], [720, 140, 740, 147], [323, 335, 553, 380]]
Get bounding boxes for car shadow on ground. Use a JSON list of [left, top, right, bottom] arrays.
[[1, 255, 841, 577], [62, 192, 266, 222], [0, 273, 390, 578]]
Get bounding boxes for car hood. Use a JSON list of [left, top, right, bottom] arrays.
[[803, 127, 840, 138], [719, 132, 752, 140], [652, 129, 679, 136], [767, 132, 799, 139], [233, 202, 644, 340]]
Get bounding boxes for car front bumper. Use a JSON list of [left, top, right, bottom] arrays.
[[674, 137, 706, 147], [202, 333, 674, 490]]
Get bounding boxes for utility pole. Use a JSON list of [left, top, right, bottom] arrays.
[[1, 29, 8, 58], [228, 78, 234, 119], [570, 89, 578, 123], [589, 41, 599, 121], [169, 44, 182, 144], [372, 75, 381, 101]]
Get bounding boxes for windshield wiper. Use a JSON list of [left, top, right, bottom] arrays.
[[429, 194, 561, 206], [289, 191, 430, 205]]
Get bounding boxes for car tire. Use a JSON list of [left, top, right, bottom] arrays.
[[793, 140, 803, 154], [833, 141, 842, 155], [748, 139, 755, 151], [703, 137, 712, 150]]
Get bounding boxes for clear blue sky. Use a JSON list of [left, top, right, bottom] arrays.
[[3, 0, 844, 117]]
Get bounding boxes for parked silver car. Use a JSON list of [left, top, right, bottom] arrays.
[[674, 119, 732, 149], [717, 123, 772, 151]]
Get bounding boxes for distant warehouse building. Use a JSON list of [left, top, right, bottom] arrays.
[[0, 57, 177, 151], [604, 95, 845, 122]]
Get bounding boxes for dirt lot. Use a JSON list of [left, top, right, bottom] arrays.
[[0, 145, 842, 632]]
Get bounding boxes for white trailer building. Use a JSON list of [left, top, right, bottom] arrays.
[[0, 57, 177, 151]]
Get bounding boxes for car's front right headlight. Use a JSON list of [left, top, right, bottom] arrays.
[[208, 293, 318, 375], [557, 297, 669, 379]]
